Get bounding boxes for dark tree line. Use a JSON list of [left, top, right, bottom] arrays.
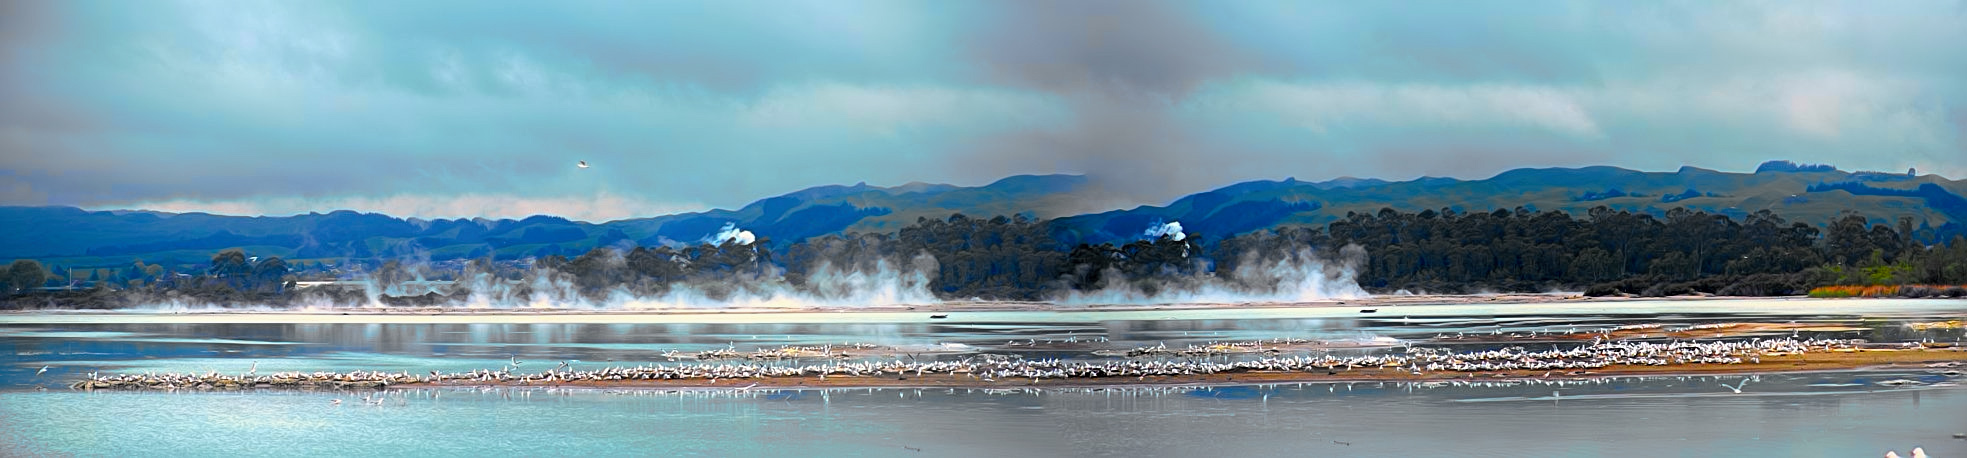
[[541, 236, 781, 300], [1322, 207, 1964, 296], [8, 206, 1965, 309]]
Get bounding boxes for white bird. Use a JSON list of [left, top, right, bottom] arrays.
[[1912, 447, 1926, 458], [1722, 378, 1750, 393], [577, 160, 590, 169], [35, 365, 49, 376]]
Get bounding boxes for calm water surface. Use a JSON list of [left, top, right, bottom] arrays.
[[2, 299, 1964, 456]]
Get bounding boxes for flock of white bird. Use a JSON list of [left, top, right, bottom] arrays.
[[68, 336, 1872, 391]]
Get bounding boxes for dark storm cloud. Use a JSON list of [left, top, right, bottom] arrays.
[[950, 0, 1279, 204], [965, 0, 1263, 95]]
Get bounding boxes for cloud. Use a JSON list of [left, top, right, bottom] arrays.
[[2, 0, 1963, 216], [962, 0, 1262, 95], [741, 82, 1066, 137], [1177, 68, 1962, 180], [1206, 80, 1602, 137]]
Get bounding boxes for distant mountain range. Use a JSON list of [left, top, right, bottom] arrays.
[[6, 161, 1963, 268]]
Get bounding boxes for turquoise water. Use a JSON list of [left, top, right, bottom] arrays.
[[2, 377, 1962, 457], [2, 299, 1964, 456]]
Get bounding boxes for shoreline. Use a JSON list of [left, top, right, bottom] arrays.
[[9, 295, 1961, 325], [0, 293, 1774, 315]]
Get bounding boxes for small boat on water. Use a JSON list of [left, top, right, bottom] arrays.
[[1359, 309, 1378, 314], [930, 314, 948, 319]]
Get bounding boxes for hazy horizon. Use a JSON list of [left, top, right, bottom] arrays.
[[33, 160, 1949, 223]]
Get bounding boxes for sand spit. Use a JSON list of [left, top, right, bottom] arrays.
[[71, 337, 1967, 392], [1427, 322, 1876, 343]]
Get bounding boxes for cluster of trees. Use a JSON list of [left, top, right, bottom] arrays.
[[200, 249, 294, 293], [785, 214, 1068, 300], [6, 206, 1965, 309], [442, 207, 1967, 301], [548, 214, 1076, 301], [1324, 207, 1964, 296], [548, 237, 779, 299]]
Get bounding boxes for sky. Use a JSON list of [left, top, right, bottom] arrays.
[[3, 0, 1964, 221]]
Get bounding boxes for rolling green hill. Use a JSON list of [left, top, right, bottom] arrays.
[[5, 162, 1962, 270], [1053, 164, 1966, 245]]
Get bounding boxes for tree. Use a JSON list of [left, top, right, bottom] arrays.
[[209, 249, 251, 278], [1824, 214, 1874, 265], [252, 257, 290, 293], [126, 260, 155, 286], [6, 260, 49, 294]]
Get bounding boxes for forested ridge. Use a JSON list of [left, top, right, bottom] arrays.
[[3, 205, 1963, 309]]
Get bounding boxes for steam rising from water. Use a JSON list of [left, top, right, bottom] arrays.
[[127, 240, 1365, 310], [1060, 245, 1369, 305], [431, 252, 940, 309], [618, 256, 939, 309]]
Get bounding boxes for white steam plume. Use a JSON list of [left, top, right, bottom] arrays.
[[618, 253, 939, 309], [437, 251, 938, 309], [1144, 221, 1186, 241], [706, 223, 757, 246], [1059, 245, 1369, 305]]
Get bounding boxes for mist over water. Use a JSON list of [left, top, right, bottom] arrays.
[[614, 257, 940, 309], [113, 217, 1373, 310], [1059, 245, 1369, 305], [122, 245, 1367, 310], [410, 245, 1365, 309], [424, 257, 942, 310]]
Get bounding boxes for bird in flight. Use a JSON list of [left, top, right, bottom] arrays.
[[577, 160, 590, 169], [1722, 378, 1750, 393]]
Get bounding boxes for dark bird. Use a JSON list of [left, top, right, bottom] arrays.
[[930, 314, 948, 319], [1359, 309, 1378, 314], [577, 160, 590, 169], [1333, 440, 1351, 446]]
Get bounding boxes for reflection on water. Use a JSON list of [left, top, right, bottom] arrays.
[[0, 374, 1962, 457], [1, 299, 1964, 455]]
